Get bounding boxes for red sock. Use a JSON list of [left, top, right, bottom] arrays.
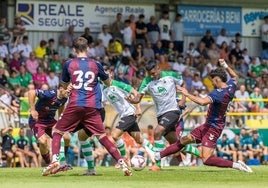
[[99, 136, 121, 161], [204, 156, 233, 168], [52, 132, 62, 156], [160, 140, 184, 158], [41, 152, 51, 164]]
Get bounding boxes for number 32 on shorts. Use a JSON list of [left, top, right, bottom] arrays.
[[72, 70, 95, 91]]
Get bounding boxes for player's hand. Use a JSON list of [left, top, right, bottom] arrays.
[[67, 83, 73, 93], [176, 86, 189, 96], [31, 110, 39, 121], [219, 59, 228, 68], [125, 94, 137, 104]]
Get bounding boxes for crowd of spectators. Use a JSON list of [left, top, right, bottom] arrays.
[[0, 11, 268, 167]]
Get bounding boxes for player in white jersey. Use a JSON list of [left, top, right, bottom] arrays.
[[102, 79, 156, 164], [126, 60, 200, 170]]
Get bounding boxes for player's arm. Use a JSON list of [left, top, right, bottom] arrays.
[[219, 59, 238, 82], [28, 89, 38, 121], [177, 86, 212, 106]]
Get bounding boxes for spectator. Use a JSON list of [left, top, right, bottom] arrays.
[[132, 43, 146, 69], [46, 70, 59, 89], [201, 29, 215, 49], [129, 14, 136, 46], [191, 73, 204, 91], [9, 52, 21, 73], [87, 41, 96, 58], [258, 71, 268, 97], [171, 13, 184, 54], [94, 39, 106, 61], [230, 41, 243, 60], [216, 28, 230, 48], [207, 42, 220, 67], [153, 40, 166, 60], [196, 41, 209, 60], [46, 38, 57, 60], [121, 19, 132, 46], [110, 13, 123, 42], [248, 56, 260, 77], [118, 44, 137, 78], [167, 42, 178, 63], [158, 11, 171, 49], [18, 36, 33, 60], [106, 39, 122, 66], [13, 15, 26, 38], [186, 42, 200, 68], [242, 48, 251, 65], [143, 41, 155, 61], [58, 39, 70, 62], [172, 55, 186, 75], [15, 128, 39, 167], [32, 66, 47, 89], [8, 70, 21, 90], [183, 69, 193, 91], [245, 71, 258, 94], [49, 52, 62, 74], [34, 40, 47, 60], [216, 134, 236, 162], [229, 134, 244, 162], [235, 84, 250, 107], [97, 24, 112, 48], [158, 54, 170, 71], [146, 16, 160, 46], [0, 36, 9, 62], [261, 15, 268, 50], [248, 87, 265, 112], [59, 25, 76, 48], [18, 65, 33, 88], [230, 33, 243, 49], [0, 18, 10, 46], [219, 41, 230, 62], [1, 126, 25, 167], [25, 52, 39, 75], [135, 14, 147, 48], [0, 66, 8, 88], [260, 47, 268, 60], [81, 27, 93, 44], [201, 58, 216, 79]]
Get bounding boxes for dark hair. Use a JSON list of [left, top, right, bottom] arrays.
[[147, 125, 153, 129], [124, 19, 131, 24], [139, 14, 145, 19], [72, 37, 88, 53], [145, 60, 157, 71], [209, 68, 227, 82], [176, 13, 182, 18], [22, 36, 28, 40], [48, 38, 55, 43]]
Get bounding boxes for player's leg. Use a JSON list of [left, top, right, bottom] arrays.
[[14, 150, 26, 168], [85, 108, 132, 176], [78, 129, 96, 175], [25, 150, 39, 167], [263, 146, 268, 164], [111, 128, 126, 158], [5, 151, 14, 167]]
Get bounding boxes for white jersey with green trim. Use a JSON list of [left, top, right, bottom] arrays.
[[103, 86, 136, 118], [139, 71, 183, 117]]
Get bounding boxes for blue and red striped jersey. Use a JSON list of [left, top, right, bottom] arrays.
[[29, 89, 67, 125], [206, 78, 237, 129], [61, 57, 109, 108]]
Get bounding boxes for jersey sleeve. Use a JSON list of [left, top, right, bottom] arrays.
[[31, 135, 37, 145], [36, 89, 56, 99], [96, 62, 109, 81], [208, 89, 219, 103], [227, 78, 237, 96], [111, 80, 133, 93], [138, 77, 151, 94], [61, 60, 71, 83]]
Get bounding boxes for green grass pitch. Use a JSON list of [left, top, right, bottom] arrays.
[[1, 166, 267, 188]]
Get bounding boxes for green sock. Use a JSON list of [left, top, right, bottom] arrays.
[[59, 138, 66, 163], [154, 139, 165, 167], [80, 140, 94, 170], [116, 138, 126, 158], [182, 145, 200, 157]]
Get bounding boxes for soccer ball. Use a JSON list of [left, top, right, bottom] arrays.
[[130, 155, 146, 171]]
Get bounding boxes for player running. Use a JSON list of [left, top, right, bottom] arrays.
[[126, 60, 200, 170], [42, 37, 132, 176], [153, 59, 253, 173]]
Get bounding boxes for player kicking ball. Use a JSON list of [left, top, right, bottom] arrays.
[[154, 59, 253, 173]]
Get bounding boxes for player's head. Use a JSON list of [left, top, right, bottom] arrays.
[[209, 68, 227, 88], [145, 60, 160, 80], [72, 37, 88, 54], [252, 130, 259, 139], [19, 128, 25, 136], [58, 83, 69, 98]]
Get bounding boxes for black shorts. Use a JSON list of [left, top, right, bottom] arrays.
[[157, 110, 180, 136], [2, 148, 12, 154], [116, 115, 140, 133]]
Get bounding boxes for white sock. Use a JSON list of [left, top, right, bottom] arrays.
[[155, 152, 161, 161]]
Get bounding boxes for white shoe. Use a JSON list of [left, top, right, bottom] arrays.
[[42, 160, 60, 176], [118, 159, 132, 176], [237, 160, 253, 173]]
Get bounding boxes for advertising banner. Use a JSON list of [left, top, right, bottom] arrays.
[[242, 8, 268, 37], [16, 1, 155, 32], [178, 5, 242, 36]]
